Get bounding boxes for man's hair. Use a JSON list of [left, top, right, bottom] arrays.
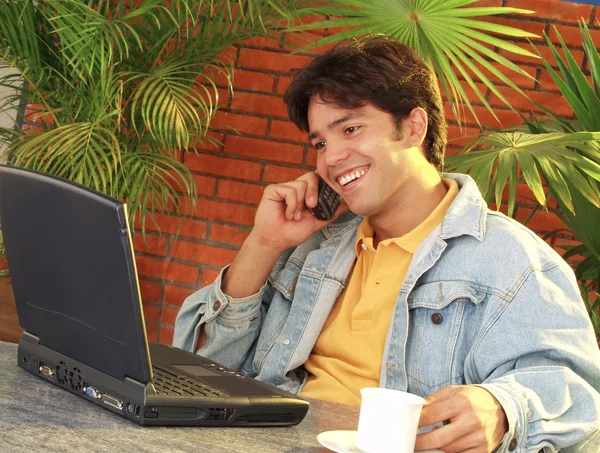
[[284, 35, 447, 171]]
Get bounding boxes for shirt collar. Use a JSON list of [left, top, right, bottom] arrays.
[[355, 178, 459, 255]]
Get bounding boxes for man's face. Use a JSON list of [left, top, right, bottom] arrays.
[[308, 96, 427, 219]]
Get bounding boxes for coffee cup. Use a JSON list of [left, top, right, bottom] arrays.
[[356, 387, 426, 453]]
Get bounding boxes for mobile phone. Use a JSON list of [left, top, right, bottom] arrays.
[[310, 176, 341, 221]]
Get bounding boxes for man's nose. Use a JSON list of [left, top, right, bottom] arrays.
[[324, 140, 350, 166]]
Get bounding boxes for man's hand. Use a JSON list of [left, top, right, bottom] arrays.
[[414, 385, 508, 453], [220, 172, 347, 299], [251, 172, 347, 253]]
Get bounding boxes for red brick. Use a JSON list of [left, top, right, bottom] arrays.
[[242, 35, 282, 49], [490, 86, 574, 117], [184, 154, 262, 181], [447, 125, 483, 148], [233, 69, 276, 93], [460, 60, 538, 91], [238, 49, 313, 73], [547, 24, 600, 48], [506, 0, 592, 23], [551, 237, 584, 256], [283, 31, 337, 54], [190, 131, 224, 153], [483, 16, 545, 41], [210, 224, 251, 246], [164, 171, 215, 197], [171, 241, 238, 268], [146, 324, 159, 343], [217, 180, 264, 204], [133, 234, 169, 257], [276, 76, 293, 96], [536, 68, 566, 93], [270, 120, 307, 143], [192, 175, 217, 197], [210, 111, 269, 135], [306, 147, 317, 167], [164, 284, 196, 308], [224, 135, 304, 164], [291, 15, 328, 36], [161, 306, 179, 326], [135, 213, 208, 239], [159, 327, 174, 345], [514, 182, 545, 206], [135, 255, 200, 284], [441, 82, 489, 104], [499, 45, 585, 67], [515, 208, 565, 233], [263, 165, 307, 183], [445, 104, 525, 129], [179, 197, 257, 225], [476, 0, 506, 6], [201, 268, 221, 286], [143, 304, 161, 324], [230, 92, 289, 118]]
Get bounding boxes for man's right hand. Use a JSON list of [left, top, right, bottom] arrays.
[[220, 172, 347, 300], [249, 172, 347, 254]]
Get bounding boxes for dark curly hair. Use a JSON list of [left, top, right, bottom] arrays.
[[284, 35, 446, 171]]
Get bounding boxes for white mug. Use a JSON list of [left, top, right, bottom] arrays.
[[356, 387, 426, 453]]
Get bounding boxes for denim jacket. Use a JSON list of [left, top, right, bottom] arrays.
[[173, 174, 600, 452]]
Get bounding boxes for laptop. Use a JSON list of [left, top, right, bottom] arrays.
[[0, 165, 309, 426]]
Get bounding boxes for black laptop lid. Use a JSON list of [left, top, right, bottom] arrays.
[[0, 165, 151, 383]]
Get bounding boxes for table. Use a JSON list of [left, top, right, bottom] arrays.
[[0, 341, 359, 453]]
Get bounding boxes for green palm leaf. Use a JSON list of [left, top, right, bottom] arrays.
[[445, 131, 600, 216], [288, 0, 538, 126], [0, 0, 327, 240]]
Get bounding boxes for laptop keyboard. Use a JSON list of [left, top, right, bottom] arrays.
[[151, 366, 229, 397]]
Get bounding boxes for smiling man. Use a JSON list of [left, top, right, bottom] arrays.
[[174, 37, 600, 452]]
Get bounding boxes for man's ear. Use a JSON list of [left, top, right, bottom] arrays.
[[406, 107, 428, 147]]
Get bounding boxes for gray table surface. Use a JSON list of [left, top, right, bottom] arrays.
[[0, 340, 360, 453]]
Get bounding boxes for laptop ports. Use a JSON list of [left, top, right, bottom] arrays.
[[83, 386, 101, 399], [102, 393, 123, 410], [39, 365, 55, 378]]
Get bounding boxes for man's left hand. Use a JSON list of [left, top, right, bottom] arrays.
[[414, 385, 508, 453]]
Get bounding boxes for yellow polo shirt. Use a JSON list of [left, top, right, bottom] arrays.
[[299, 179, 458, 405]]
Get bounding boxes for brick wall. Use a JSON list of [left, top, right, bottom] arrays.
[[134, 0, 599, 344]]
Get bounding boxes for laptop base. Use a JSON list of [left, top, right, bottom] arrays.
[[18, 332, 308, 426]]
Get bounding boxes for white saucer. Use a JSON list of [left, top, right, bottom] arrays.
[[316, 430, 443, 453]]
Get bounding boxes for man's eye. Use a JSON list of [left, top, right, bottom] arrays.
[[314, 141, 325, 150], [344, 126, 359, 134]]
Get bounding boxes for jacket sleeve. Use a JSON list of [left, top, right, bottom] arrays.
[[172, 264, 275, 372], [470, 261, 600, 453]]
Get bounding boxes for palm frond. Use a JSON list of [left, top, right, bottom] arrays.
[[445, 131, 600, 216], [287, 0, 538, 126]]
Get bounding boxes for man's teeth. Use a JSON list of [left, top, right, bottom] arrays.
[[339, 170, 366, 186]]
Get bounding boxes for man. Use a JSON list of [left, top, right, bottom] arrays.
[[174, 36, 600, 452]]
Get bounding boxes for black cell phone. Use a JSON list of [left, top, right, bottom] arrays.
[[310, 176, 341, 221]]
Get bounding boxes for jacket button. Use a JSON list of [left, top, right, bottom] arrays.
[[508, 438, 518, 451], [213, 301, 221, 311], [431, 313, 443, 324]]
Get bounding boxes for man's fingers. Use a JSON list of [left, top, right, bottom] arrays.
[[424, 385, 461, 405], [264, 180, 310, 220], [418, 430, 486, 453], [265, 184, 300, 220], [414, 419, 469, 451], [296, 172, 320, 208], [419, 387, 463, 427]]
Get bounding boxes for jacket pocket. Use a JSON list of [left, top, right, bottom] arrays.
[[406, 281, 486, 396]]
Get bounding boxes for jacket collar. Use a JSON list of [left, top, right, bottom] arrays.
[[439, 173, 487, 242]]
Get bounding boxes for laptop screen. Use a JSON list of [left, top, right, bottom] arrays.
[[0, 165, 151, 383]]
